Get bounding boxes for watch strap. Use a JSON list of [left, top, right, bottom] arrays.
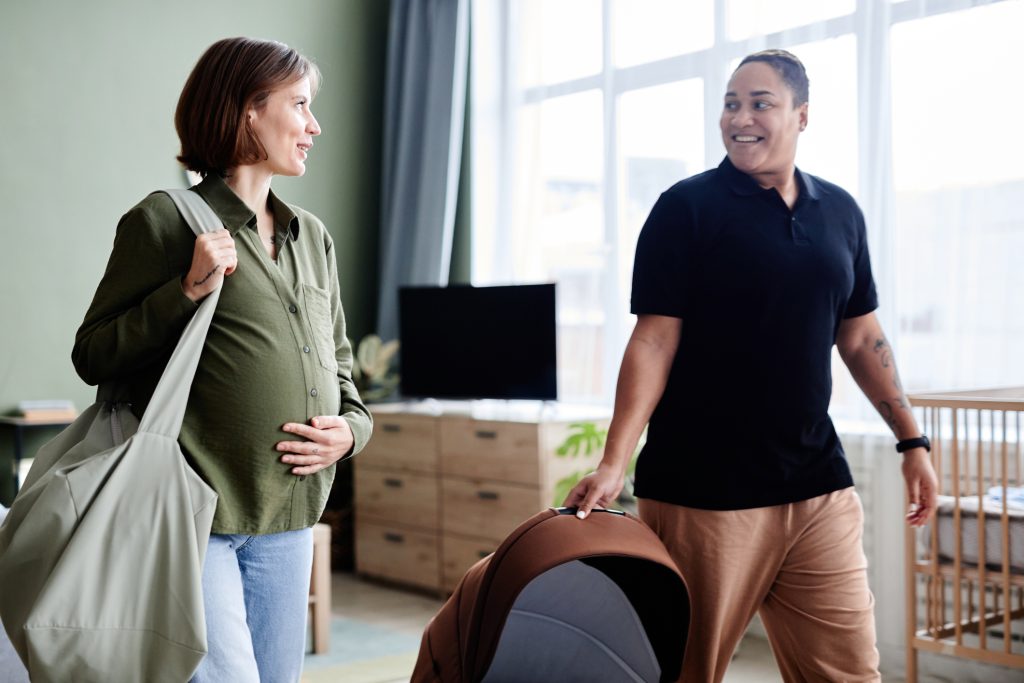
[[896, 435, 931, 453]]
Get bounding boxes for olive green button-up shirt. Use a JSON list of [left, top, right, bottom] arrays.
[[73, 175, 372, 534]]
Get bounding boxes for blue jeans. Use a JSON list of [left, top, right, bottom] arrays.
[[190, 527, 314, 683]]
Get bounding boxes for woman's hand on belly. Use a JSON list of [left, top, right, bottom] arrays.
[[276, 416, 355, 475]]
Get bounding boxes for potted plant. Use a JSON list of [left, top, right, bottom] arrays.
[[351, 334, 400, 403]]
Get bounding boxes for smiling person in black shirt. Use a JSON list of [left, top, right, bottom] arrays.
[[565, 50, 937, 683]]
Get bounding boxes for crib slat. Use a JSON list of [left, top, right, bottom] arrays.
[[1016, 412, 1022, 485], [977, 408, 987, 650], [1001, 410, 1011, 654], [952, 408, 963, 645], [967, 582, 975, 636], [934, 407, 945, 636], [930, 406, 943, 636]]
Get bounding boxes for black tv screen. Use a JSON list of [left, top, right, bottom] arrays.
[[398, 284, 557, 400]]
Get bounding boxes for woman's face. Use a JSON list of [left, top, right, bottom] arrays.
[[248, 76, 321, 177], [719, 61, 807, 181]]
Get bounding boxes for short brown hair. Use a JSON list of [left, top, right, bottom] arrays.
[[175, 37, 321, 177], [736, 49, 809, 107]]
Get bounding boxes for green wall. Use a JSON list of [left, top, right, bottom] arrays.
[[0, 0, 389, 502]]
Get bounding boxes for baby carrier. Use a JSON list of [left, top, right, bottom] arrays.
[[412, 508, 691, 683]]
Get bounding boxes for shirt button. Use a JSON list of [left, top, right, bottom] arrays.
[[310, 388, 318, 397], [289, 304, 298, 314], [303, 345, 311, 353]]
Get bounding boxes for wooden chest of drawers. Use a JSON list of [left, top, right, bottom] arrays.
[[354, 403, 609, 592]]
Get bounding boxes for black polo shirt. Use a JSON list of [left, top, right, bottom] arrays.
[[631, 157, 877, 510]]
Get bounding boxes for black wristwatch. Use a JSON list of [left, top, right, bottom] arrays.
[[896, 435, 931, 453]]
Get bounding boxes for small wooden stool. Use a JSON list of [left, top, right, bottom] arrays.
[[308, 522, 332, 654]]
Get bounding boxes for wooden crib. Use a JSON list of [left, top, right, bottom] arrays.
[[905, 388, 1024, 681]]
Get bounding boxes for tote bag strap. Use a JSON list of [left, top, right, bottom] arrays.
[[136, 188, 225, 437]]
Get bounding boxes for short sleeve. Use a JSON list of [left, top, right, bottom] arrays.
[[630, 191, 690, 319], [843, 204, 878, 318]]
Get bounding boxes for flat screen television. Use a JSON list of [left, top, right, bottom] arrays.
[[398, 284, 557, 400]]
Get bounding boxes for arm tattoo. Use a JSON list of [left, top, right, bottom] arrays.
[[878, 400, 897, 431], [872, 337, 892, 368], [875, 336, 910, 408], [193, 266, 220, 286], [865, 336, 914, 436]]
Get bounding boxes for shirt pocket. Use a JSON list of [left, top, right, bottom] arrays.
[[301, 284, 338, 374]]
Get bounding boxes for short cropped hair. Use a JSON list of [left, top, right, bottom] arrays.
[[736, 49, 808, 107], [175, 37, 321, 177]]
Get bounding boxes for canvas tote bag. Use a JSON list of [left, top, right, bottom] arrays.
[[0, 189, 224, 682]]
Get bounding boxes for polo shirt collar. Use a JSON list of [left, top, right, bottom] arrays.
[[192, 174, 300, 240], [719, 156, 763, 196], [718, 156, 820, 202], [796, 166, 820, 201]]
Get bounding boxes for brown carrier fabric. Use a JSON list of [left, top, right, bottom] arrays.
[[412, 508, 691, 683]]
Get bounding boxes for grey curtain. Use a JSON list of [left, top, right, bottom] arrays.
[[377, 0, 469, 341]]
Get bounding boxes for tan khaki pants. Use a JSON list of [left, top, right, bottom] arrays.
[[638, 487, 880, 683]]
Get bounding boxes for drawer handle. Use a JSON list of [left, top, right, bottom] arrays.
[[384, 478, 404, 488], [384, 532, 405, 544], [475, 430, 498, 439], [477, 490, 500, 501], [382, 424, 402, 433]]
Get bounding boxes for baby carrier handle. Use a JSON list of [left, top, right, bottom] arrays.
[[554, 506, 626, 517]]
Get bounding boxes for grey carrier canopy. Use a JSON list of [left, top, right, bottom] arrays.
[[412, 508, 691, 683]]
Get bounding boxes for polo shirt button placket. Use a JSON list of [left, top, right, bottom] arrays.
[[310, 388, 318, 398], [288, 304, 298, 314], [303, 345, 310, 354]]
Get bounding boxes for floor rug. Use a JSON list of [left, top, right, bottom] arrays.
[[302, 616, 421, 683]]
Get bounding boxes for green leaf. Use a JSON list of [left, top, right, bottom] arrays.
[[556, 433, 583, 457], [556, 422, 608, 458]]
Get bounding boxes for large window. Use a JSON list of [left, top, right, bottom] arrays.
[[616, 78, 705, 335], [890, 1, 1024, 393], [471, 0, 1024, 413]]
